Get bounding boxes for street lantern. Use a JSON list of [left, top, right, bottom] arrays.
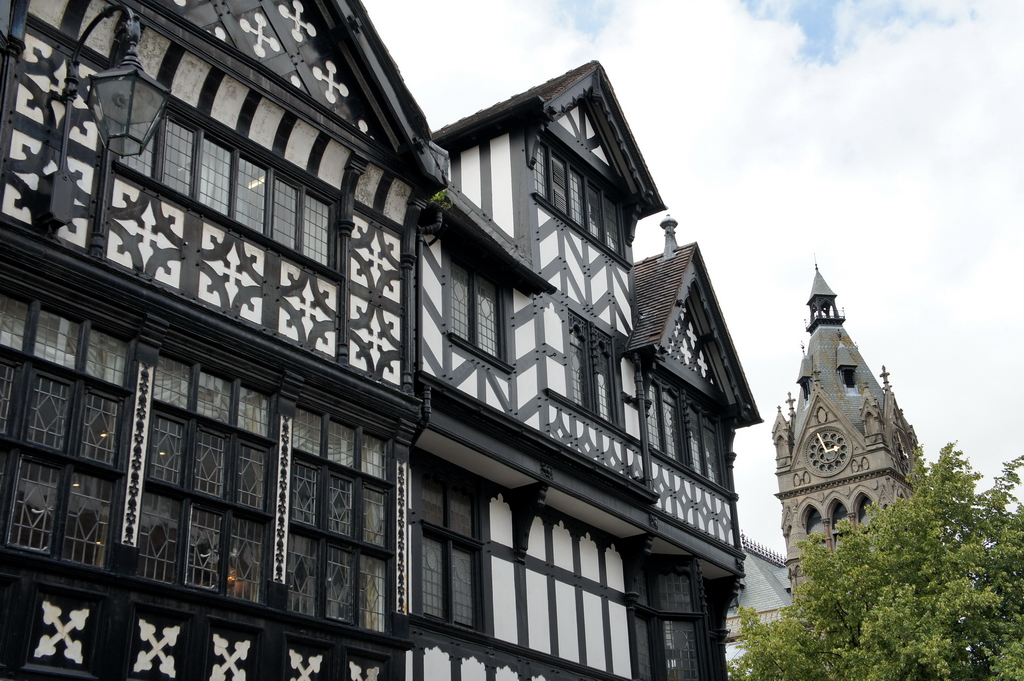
[[38, 4, 169, 231]]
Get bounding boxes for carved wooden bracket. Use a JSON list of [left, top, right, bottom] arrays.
[[506, 482, 548, 563]]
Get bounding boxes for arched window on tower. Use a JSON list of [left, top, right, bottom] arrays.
[[806, 508, 824, 539], [831, 503, 848, 547], [856, 497, 873, 527]]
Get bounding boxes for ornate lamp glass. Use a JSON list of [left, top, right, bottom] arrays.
[[87, 55, 168, 157]]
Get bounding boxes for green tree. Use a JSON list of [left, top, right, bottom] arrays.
[[730, 445, 1024, 681]]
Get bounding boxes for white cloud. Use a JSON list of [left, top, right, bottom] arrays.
[[366, 0, 1024, 553]]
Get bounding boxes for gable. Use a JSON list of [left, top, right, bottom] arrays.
[[554, 104, 611, 170], [664, 291, 720, 388], [147, 0, 389, 140]]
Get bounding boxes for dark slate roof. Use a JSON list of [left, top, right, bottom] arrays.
[[807, 269, 837, 303], [433, 62, 601, 140], [626, 245, 696, 351]]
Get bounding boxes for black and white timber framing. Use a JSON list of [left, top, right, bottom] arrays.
[[0, 1, 761, 680]]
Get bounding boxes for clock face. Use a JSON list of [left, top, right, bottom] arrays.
[[807, 429, 849, 476]]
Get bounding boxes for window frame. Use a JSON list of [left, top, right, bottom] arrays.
[[646, 381, 724, 486], [532, 141, 623, 255], [567, 313, 617, 423], [285, 405, 394, 630], [139, 354, 275, 604], [633, 565, 708, 681], [448, 260, 505, 363], [0, 295, 133, 569], [416, 472, 482, 630], [117, 116, 338, 270]]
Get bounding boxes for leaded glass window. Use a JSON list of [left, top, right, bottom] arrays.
[[293, 408, 321, 454], [291, 463, 318, 524], [360, 555, 386, 632], [329, 476, 352, 534], [659, 573, 693, 611], [450, 263, 470, 340], [194, 431, 225, 497], [237, 386, 269, 436], [64, 474, 112, 566], [9, 460, 60, 550], [235, 158, 266, 231], [362, 435, 386, 479], [236, 446, 265, 509], [187, 507, 222, 589], [326, 546, 353, 621], [139, 493, 180, 583], [475, 277, 498, 356], [199, 138, 231, 213], [647, 386, 662, 452], [196, 372, 230, 422], [272, 181, 299, 247], [0, 294, 28, 349], [154, 356, 190, 408], [569, 171, 583, 223], [636, 617, 653, 681], [0, 362, 15, 433], [551, 156, 567, 212], [28, 376, 70, 449], [327, 421, 355, 466], [162, 120, 194, 195], [148, 415, 184, 484], [634, 567, 704, 681], [288, 534, 317, 615], [419, 473, 479, 628], [229, 517, 262, 602], [450, 263, 501, 357], [81, 393, 119, 464], [85, 331, 127, 384], [664, 621, 699, 681], [533, 145, 547, 195], [35, 311, 79, 369], [569, 322, 586, 403], [662, 392, 678, 460], [363, 488, 386, 546], [303, 196, 330, 265]]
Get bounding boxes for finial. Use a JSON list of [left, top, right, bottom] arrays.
[[880, 366, 891, 390], [786, 392, 796, 418], [814, 254, 818, 271], [800, 341, 805, 354], [661, 214, 678, 258]]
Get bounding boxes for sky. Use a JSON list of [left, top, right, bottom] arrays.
[[364, 0, 1024, 554]]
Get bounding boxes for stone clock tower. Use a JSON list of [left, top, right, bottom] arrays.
[[772, 268, 917, 585]]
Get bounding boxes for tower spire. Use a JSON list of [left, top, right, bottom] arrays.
[[806, 267, 845, 333]]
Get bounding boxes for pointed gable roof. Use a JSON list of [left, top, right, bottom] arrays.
[[808, 268, 837, 302], [433, 61, 664, 221], [628, 244, 760, 426]]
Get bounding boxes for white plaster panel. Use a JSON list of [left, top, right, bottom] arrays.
[[249, 99, 286, 149], [583, 591, 606, 670], [579, 534, 600, 583], [317, 140, 350, 188], [624, 404, 640, 439], [137, 31, 171, 89], [199, 223, 265, 322], [384, 179, 411, 224], [422, 316, 442, 377], [170, 51, 210, 107], [527, 516, 545, 559], [542, 303, 564, 354], [489, 133, 514, 236], [423, 241, 444, 306], [613, 270, 632, 332], [491, 557, 518, 643], [495, 667, 518, 681], [455, 363, 477, 397], [80, 4, 116, 53], [565, 234, 585, 305], [484, 377, 502, 411], [489, 495, 513, 546], [514, 318, 534, 361], [526, 412, 540, 430], [405, 650, 413, 681], [355, 164, 383, 206], [538, 230, 559, 270], [210, 76, 248, 131], [423, 647, 450, 681], [526, 570, 550, 654], [555, 581, 580, 663], [29, 0, 68, 27], [591, 261, 608, 303], [592, 145, 609, 166], [459, 146, 482, 208], [513, 289, 532, 313], [608, 600, 632, 677], [605, 545, 625, 592], [557, 107, 577, 135], [620, 358, 635, 396], [517, 364, 537, 410], [546, 356, 566, 399], [284, 119, 319, 168], [462, 658, 487, 681], [552, 522, 573, 572]]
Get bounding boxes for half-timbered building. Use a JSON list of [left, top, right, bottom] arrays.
[[0, 0, 761, 679]]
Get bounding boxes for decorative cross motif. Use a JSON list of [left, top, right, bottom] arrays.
[[278, 1, 317, 42], [210, 634, 250, 681], [311, 61, 349, 104], [133, 619, 180, 678], [696, 351, 708, 377], [33, 601, 89, 664], [349, 661, 380, 681], [686, 321, 697, 347], [289, 650, 323, 681], [239, 12, 281, 58]]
